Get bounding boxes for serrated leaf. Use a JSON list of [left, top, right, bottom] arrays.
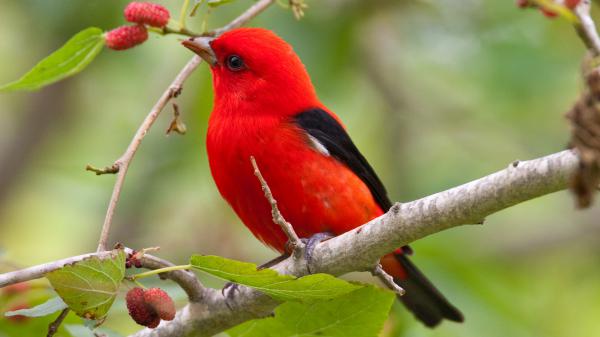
[[190, 255, 361, 302], [4, 296, 67, 318], [228, 286, 395, 337], [0, 27, 104, 92], [46, 249, 125, 320]]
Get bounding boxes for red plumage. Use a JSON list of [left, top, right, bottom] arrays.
[[186, 28, 463, 327]]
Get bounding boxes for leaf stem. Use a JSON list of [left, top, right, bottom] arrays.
[[148, 26, 201, 37], [129, 264, 192, 280]]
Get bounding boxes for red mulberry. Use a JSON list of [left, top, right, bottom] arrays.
[[105, 25, 148, 51], [124, 2, 170, 28]]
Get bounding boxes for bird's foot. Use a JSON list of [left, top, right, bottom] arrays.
[[300, 232, 334, 274], [221, 282, 240, 310]]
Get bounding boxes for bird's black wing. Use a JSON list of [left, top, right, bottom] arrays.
[[293, 108, 392, 211]]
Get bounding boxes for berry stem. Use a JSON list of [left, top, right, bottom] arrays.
[[128, 278, 147, 289], [129, 264, 192, 280], [148, 25, 200, 37]]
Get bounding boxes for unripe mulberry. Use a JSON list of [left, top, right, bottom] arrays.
[[126, 288, 159, 328], [124, 2, 170, 28], [144, 288, 176, 321], [105, 25, 148, 51]]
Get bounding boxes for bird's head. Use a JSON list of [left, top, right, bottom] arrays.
[[182, 28, 319, 115]]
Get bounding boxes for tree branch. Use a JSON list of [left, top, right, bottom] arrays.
[[0, 250, 119, 287], [0, 248, 204, 303], [211, 0, 275, 37], [129, 149, 580, 337], [94, 57, 201, 252], [574, 0, 600, 56]]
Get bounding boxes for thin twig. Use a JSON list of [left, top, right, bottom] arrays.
[[0, 250, 119, 287], [372, 264, 405, 296], [574, 0, 600, 56], [250, 156, 303, 251], [211, 0, 275, 36], [94, 57, 201, 253], [94, 0, 276, 253], [47, 308, 70, 337]]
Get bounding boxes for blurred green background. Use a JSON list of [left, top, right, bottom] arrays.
[[1, 0, 599, 336]]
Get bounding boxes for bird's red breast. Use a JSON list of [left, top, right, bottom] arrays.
[[207, 109, 383, 252]]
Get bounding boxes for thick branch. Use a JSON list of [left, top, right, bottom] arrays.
[[130, 150, 580, 337]]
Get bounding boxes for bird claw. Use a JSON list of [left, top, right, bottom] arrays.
[[222, 282, 240, 310], [301, 232, 334, 274]]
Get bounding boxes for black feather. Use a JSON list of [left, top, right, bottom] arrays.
[[294, 108, 392, 211]]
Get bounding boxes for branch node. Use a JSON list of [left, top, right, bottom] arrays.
[[85, 163, 119, 175], [390, 202, 402, 215], [372, 263, 405, 296], [511, 160, 520, 168], [169, 86, 183, 98]]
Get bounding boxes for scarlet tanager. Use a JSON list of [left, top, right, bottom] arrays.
[[183, 28, 463, 327]]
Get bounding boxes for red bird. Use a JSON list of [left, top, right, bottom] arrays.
[[183, 28, 463, 327]]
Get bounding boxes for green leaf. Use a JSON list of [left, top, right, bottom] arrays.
[[4, 296, 67, 318], [190, 255, 360, 302], [228, 286, 396, 337], [46, 249, 125, 320], [0, 27, 105, 92]]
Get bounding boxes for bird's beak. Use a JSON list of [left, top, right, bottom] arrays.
[[182, 37, 217, 66]]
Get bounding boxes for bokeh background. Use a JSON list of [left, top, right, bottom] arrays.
[[1, 0, 599, 336]]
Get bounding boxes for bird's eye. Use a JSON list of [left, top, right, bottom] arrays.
[[226, 55, 244, 71]]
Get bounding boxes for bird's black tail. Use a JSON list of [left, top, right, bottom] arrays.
[[382, 251, 464, 327]]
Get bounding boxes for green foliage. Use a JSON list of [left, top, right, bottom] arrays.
[[3, 296, 66, 318], [228, 285, 395, 337], [45, 249, 125, 320], [0, 27, 104, 92], [190, 255, 361, 302]]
